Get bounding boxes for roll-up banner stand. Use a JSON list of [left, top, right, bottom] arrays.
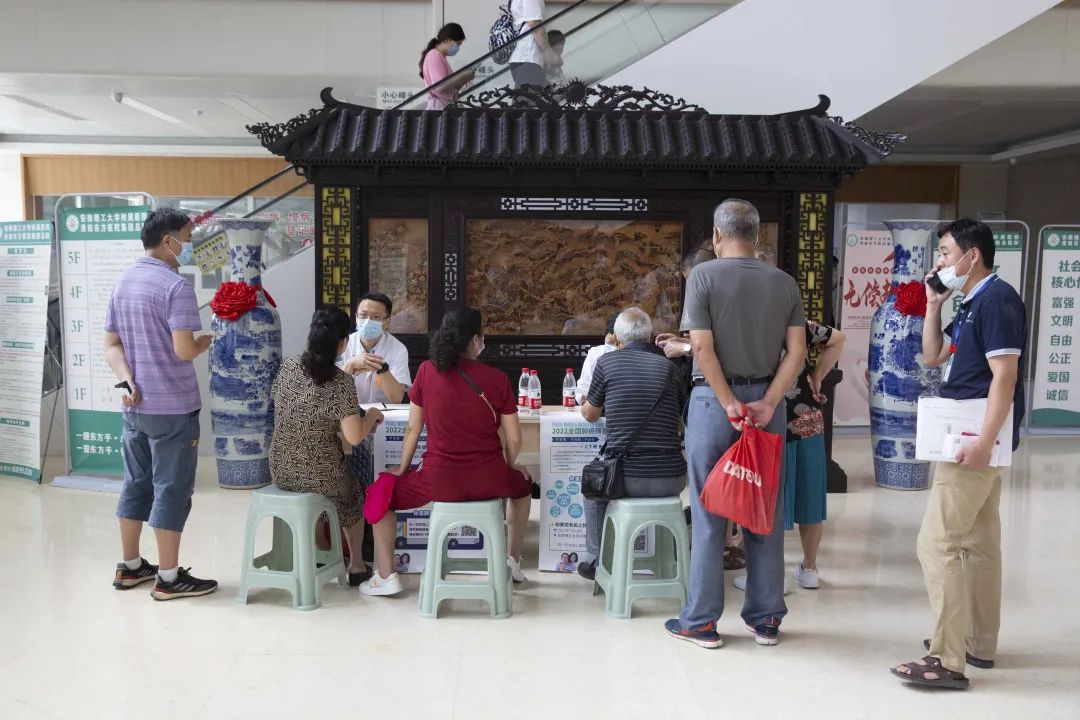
[[0, 220, 54, 482], [52, 193, 156, 492], [1027, 225, 1080, 435]]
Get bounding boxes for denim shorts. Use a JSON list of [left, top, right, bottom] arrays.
[[116, 410, 201, 532]]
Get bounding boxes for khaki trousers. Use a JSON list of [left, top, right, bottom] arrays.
[[916, 462, 1003, 673]]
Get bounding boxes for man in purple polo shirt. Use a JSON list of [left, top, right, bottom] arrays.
[[104, 207, 217, 600]]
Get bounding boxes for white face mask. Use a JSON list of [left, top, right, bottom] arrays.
[[936, 250, 973, 292]]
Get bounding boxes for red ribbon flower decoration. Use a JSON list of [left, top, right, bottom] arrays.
[[191, 210, 215, 227], [893, 280, 927, 317], [210, 281, 258, 321]]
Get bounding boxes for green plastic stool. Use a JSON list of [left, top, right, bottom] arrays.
[[593, 497, 689, 619], [237, 486, 347, 611], [418, 500, 512, 619]]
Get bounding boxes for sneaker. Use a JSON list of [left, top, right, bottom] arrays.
[[665, 618, 724, 649], [150, 568, 218, 601], [359, 571, 403, 596], [577, 559, 598, 581], [746, 616, 782, 646], [507, 555, 526, 584], [733, 573, 747, 591], [113, 558, 158, 589], [794, 563, 820, 589]]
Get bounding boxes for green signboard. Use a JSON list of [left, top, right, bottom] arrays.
[[1030, 227, 1080, 428], [0, 220, 54, 481], [58, 206, 151, 476]]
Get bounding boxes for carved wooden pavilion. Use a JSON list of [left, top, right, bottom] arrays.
[[250, 85, 898, 487]]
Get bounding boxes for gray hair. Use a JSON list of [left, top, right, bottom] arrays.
[[613, 307, 652, 344], [713, 198, 760, 242]]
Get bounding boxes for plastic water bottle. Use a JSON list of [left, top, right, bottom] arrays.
[[563, 368, 577, 410], [518, 368, 530, 415], [528, 370, 542, 416]]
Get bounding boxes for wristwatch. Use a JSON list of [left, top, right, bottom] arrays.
[[376, 362, 390, 375]]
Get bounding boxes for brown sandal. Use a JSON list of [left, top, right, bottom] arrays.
[[891, 656, 970, 690], [723, 546, 746, 571], [923, 639, 995, 669]]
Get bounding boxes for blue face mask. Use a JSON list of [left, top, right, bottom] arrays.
[[169, 235, 194, 267], [356, 318, 384, 341], [447, 42, 460, 56]]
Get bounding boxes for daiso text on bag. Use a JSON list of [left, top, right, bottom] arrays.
[[699, 424, 783, 535]]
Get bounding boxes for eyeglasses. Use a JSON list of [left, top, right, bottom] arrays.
[[357, 312, 386, 321]]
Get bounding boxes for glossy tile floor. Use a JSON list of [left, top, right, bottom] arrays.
[[2, 437, 1079, 719]]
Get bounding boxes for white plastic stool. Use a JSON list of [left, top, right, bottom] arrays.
[[418, 500, 512, 619], [593, 497, 690, 619], [237, 486, 347, 610]]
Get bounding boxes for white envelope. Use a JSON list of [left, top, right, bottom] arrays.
[[941, 433, 1011, 468], [915, 397, 1012, 467]]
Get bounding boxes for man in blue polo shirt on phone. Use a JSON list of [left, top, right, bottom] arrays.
[[893, 219, 1026, 691]]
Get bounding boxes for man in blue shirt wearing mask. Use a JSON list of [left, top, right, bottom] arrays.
[[340, 292, 411, 405], [893, 219, 1026, 691]]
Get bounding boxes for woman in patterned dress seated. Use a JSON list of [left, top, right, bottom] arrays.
[[269, 308, 384, 586]]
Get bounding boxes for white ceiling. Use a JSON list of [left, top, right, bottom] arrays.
[[0, 73, 395, 144], [862, 2, 1080, 161], [0, 0, 1078, 161], [0, 0, 735, 147]]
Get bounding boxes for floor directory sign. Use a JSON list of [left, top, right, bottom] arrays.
[[0, 221, 54, 481], [1031, 227, 1080, 428], [370, 407, 486, 573], [58, 206, 150, 476]]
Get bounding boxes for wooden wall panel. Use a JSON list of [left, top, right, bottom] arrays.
[[22, 155, 313, 202], [836, 164, 958, 205]]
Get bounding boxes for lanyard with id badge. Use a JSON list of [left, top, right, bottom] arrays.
[[943, 276, 996, 383]]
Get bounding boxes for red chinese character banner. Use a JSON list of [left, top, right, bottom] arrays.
[[835, 229, 894, 426]]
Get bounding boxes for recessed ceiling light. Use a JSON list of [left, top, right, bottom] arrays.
[[2, 94, 87, 121]]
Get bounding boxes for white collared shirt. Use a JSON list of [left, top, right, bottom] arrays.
[[339, 330, 412, 404], [576, 342, 617, 402]]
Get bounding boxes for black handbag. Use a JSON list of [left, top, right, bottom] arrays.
[[581, 366, 674, 501]]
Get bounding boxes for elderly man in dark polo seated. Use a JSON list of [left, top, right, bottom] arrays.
[[577, 307, 687, 580]]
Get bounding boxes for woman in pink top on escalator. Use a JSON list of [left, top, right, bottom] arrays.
[[419, 23, 475, 110]]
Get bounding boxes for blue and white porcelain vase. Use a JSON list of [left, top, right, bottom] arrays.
[[869, 220, 942, 491], [209, 219, 281, 489]]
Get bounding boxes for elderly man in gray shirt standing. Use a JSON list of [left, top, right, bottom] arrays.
[[665, 199, 807, 649]]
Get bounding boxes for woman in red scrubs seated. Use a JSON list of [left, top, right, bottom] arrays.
[[360, 307, 533, 596]]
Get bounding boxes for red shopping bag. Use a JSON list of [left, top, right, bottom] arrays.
[[699, 424, 783, 536]]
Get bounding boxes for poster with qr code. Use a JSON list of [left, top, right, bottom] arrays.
[[370, 407, 487, 573], [539, 414, 653, 572]]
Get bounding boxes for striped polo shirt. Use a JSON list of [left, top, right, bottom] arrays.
[[104, 256, 202, 415], [587, 343, 687, 479]]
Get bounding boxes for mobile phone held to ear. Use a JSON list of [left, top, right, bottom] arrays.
[[115, 380, 133, 394], [926, 271, 949, 294]]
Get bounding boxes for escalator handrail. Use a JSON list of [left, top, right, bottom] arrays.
[[393, 0, 631, 110]]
